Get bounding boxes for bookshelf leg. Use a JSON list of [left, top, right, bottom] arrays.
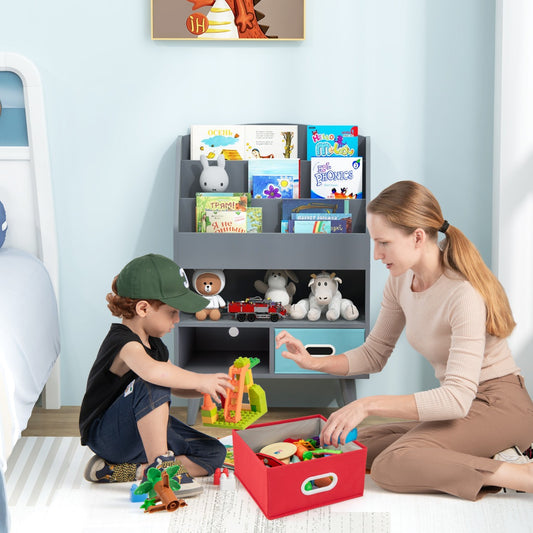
[[187, 397, 202, 425], [339, 379, 357, 406]]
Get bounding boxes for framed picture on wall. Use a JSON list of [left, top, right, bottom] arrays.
[[151, 0, 305, 41]]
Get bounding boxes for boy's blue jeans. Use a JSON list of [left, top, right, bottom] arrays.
[[86, 378, 226, 475]]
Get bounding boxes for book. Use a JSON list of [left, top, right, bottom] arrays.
[[287, 219, 350, 233], [196, 191, 252, 202], [191, 124, 299, 160], [281, 198, 349, 221], [244, 125, 298, 159], [204, 210, 247, 233], [248, 159, 300, 198], [253, 175, 295, 199], [247, 207, 263, 233], [291, 212, 352, 233], [196, 193, 248, 232], [310, 157, 363, 199], [191, 125, 246, 161], [223, 445, 235, 469], [306, 125, 359, 158]]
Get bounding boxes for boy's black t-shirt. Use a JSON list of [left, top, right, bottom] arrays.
[[79, 323, 169, 445]]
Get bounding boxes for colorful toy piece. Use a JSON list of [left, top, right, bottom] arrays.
[[219, 469, 236, 491], [259, 442, 297, 464], [285, 438, 317, 460], [134, 467, 187, 513], [336, 427, 358, 446], [130, 483, 147, 503], [255, 452, 285, 468], [302, 448, 343, 461], [202, 356, 268, 430]]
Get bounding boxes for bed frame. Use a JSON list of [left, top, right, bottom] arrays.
[[0, 52, 60, 408]]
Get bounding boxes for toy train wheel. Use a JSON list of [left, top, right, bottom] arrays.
[[236, 314, 246, 322], [270, 314, 280, 322], [247, 314, 256, 322]]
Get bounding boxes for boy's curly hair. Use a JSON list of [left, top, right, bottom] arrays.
[[106, 276, 163, 319]]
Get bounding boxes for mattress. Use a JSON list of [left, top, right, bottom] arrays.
[[0, 247, 60, 473]]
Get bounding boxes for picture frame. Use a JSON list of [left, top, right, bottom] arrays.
[[151, 0, 305, 41]]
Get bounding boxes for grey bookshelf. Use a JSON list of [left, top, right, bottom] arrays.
[[173, 125, 371, 424]]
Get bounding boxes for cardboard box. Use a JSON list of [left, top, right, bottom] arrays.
[[233, 415, 366, 519]]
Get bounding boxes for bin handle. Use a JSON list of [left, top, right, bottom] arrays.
[[300, 472, 338, 495], [304, 343, 336, 357]]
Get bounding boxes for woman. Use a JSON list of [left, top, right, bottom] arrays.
[[275, 180, 533, 500]]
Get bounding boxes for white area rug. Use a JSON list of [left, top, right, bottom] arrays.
[[6, 437, 533, 533]]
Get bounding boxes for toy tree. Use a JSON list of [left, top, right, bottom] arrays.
[[134, 467, 186, 513]]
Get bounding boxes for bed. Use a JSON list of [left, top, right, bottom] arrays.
[[0, 52, 60, 532]]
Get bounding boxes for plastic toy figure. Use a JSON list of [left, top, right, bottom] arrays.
[[134, 466, 187, 513]]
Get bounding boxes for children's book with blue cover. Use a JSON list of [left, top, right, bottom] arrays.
[[291, 212, 352, 233], [281, 219, 349, 233], [291, 220, 349, 233], [248, 159, 300, 198], [281, 198, 349, 220], [306, 125, 359, 158], [253, 175, 296, 199]]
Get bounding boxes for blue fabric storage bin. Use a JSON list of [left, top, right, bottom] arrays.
[[274, 328, 365, 374]]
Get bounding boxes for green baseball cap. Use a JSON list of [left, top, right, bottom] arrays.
[[116, 254, 208, 313]]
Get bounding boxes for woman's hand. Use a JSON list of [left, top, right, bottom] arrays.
[[320, 400, 368, 447], [275, 330, 320, 371]]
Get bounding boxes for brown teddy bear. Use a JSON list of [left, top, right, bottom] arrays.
[[192, 269, 226, 320]]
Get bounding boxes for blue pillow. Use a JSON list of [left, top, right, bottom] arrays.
[[0, 200, 7, 248]]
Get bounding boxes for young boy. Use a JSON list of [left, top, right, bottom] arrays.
[[79, 254, 232, 496]]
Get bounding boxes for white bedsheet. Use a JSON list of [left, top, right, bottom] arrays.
[[0, 247, 60, 473]]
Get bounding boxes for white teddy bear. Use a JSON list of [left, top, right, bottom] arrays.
[[254, 270, 298, 308]]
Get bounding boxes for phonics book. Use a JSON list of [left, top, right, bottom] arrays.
[[310, 157, 363, 199]]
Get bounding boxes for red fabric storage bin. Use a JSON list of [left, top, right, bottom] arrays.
[[233, 415, 366, 519]]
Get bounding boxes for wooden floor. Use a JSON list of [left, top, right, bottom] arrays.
[[22, 406, 394, 439]]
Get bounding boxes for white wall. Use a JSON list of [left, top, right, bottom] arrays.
[[493, 0, 533, 386], [0, 1, 496, 406]]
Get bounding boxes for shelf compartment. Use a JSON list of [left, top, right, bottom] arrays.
[[176, 326, 270, 374], [177, 197, 367, 234], [180, 268, 367, 320]]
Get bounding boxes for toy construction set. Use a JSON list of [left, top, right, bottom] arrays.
[[128, 355, 366, 519]]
